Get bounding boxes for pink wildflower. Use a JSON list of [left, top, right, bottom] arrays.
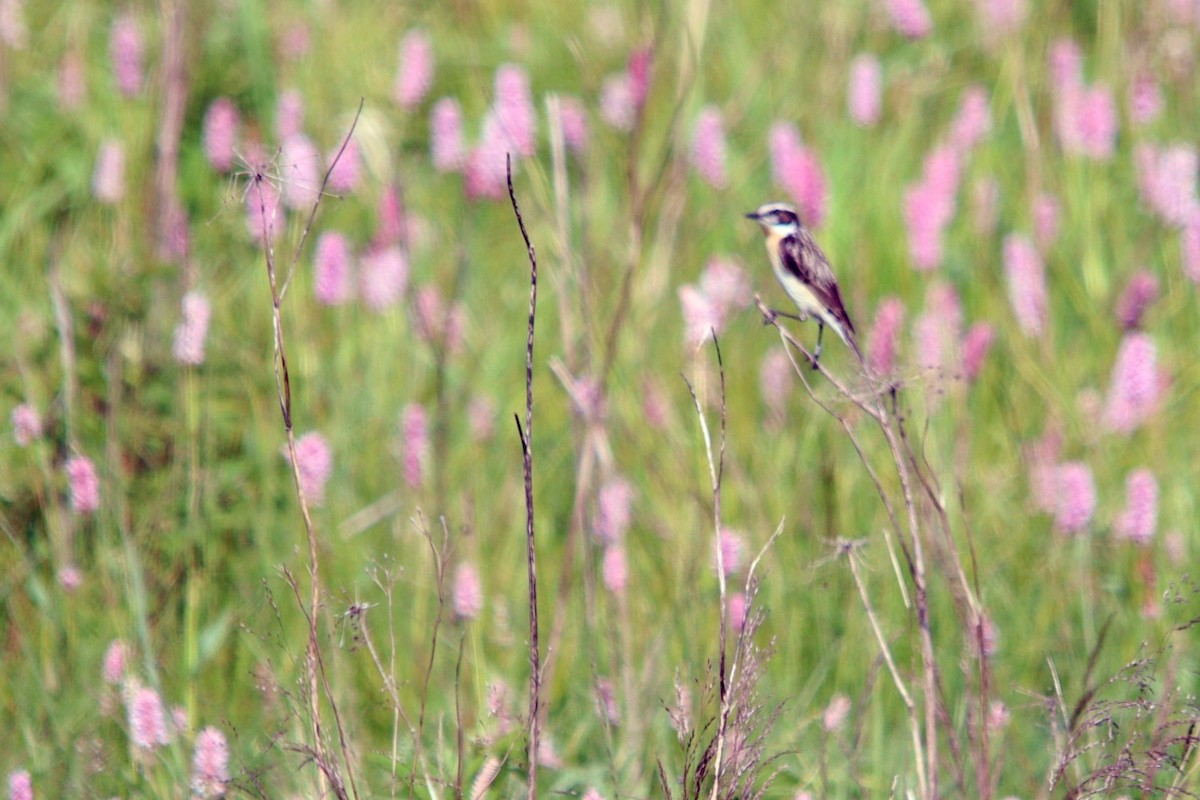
[[867, 297, 905, 376], [452, 562, 483, 621], [961, 323, 995, 382], [1054, 461, 1096, 534], [92, 139, 125, 204], [172, 291, 211, 366], [464, 112, 510, 201], [103, 640, 127, 684], [129, 687, 170, 749], [394, 30, 434, 108], [700, 257, 751, 311], [690, 106, 727, 189], [1033, 193, 1060, 251], [191, 727, 230, 799], [0, 0, 28, 49], [1077, 84, 1118, 159], [11, 403, 41, 446], [903, 146, 960, 270], [58, 50, 86, 111], [1183, 212, 1200, 283], [913, 313, 945, 376], [7, 771, 32, 800], [678, 284, 721, 349], [314, 232, 352, 306], [768, 122, 828, 228], [1129, 74, 1163, 126], [493, 64, 536, 158], [759, 348, 793, 423], [950, 86, 991, 153], [975, 0, 1026, 33], [847, 54, 882, 127], [58, 565, 82, 592], [1140, 145, 1198, 226], [599, 73, 636, 132], [400, 404, 428, 488], [1103, 333, 1159, 433], [1049, 39, 1083, 89], [326, 138, 360, 194], [728, 592, 747, 633], [1116, 469, 1157, 545], [602, 545, 627, 595], [823, 695, 851, 731], [715, 529, 744, 577], [1026, 428, 1062, 513], [359, 246, 408, 311], [275, 89, 305, 140], [595, 477, 634, 544], [279, 134, 321, 210], [109, 13, 143, 97], [66, 455, 99, 514], [375, 185, 405, 247], [430, 98, 465, 173], [288, 432, 332, 506], [885, 0, 933, 38], [1003, 234, 1046, 335], [556, 96, 589, 154], [244, 176, 283, 244], [1114, 270, 1159, 330], [628, 48, 653, 109], [202, 98, 240, 173]]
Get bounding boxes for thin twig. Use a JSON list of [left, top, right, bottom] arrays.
[[507, 155, 541, 800]]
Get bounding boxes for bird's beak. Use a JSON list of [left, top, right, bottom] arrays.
[[744, 211, 760, 221]]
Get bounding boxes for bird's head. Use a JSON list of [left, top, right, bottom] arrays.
[[745, 203, 802, 236]]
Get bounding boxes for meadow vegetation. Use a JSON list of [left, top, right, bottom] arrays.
[[2, 1, 1199, 798]]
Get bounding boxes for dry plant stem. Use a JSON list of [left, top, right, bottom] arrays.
[[683, 333, 731, 800], [254, 107, 363, 800], [507, 157, 542, 800], [416, 515, 450, 774], [845, 541, 926, 795], [758, 297, 939, 800]]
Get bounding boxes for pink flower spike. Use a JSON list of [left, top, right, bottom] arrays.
[[823, 695, 851, 731], [452, 562, 484, 621], [1183, 212, 1200, 283], [58, 565, 82, 592], [950, 86, 991, 153], [463, 112, 510, 201], [1077, 84, 1118, 160], [92, 139, 126, 204], [1147, 146, 1198, 227], [1116, 469, 1157, 545], [602, 545, 628, 595], [375, 185, 405, 247], [1002, 234, 1047, 336], [961, 323, 995, 382], [400, 404, 428, 488], [903, 185, 945, 271], [109, 13, 143, 98], [690, 106, 727, 189], [768, 122, 827, 228], [1115, 270, 1159, 330], [8, 770, 32, 800], [678, 284, 721, 349], [1033, 193, 1060, 251], [715, 529, 744, 576], [493, 64, 537, 158], [129, 687, 170, 750], [359, 245, 408, 311], [0, 0, 28, 49], [1054, 461, 1096, 534], [1103, 332, 1159, 433], [1049, 39, 1083, 89], [326, 138, 360, 194], [11, 403, 42, 446], [275, 89, 305, 140], [595, 477, 634, 544], [280, 134, 321, 210], [191, 727, 230, 799], [977, 0, 1027, 34], [1129, 74, 1163, 126], [314, 232, 353, 306], [172, 291, 212, 366], [103, 639, 127, 684], [66, 455, 100, 514], [728, 592, 747, 633], [885, 0, 933, 38], [1026, 428, 1061, 514], [394, 30, 434, 108], [600, 74, 636, 132], [202, 98, 240, 173], [847, 54, 882, 127], [556, 96, 589, 154], [244, 177, 283, 244], [627, 48, 653, 109], [430, 98, 465, 173], [867, 297, 905, 376], [700, 258, 751, 313], [287, 432, 332, 506]]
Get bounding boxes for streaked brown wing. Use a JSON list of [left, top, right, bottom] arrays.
[[779, 231, 857, 335]]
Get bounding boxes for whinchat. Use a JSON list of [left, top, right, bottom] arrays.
[[745, 202, 863, 368]]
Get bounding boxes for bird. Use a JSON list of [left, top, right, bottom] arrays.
[[745, 202, 863, 368]]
